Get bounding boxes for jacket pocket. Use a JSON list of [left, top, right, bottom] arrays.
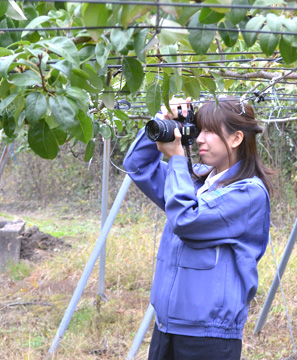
[[168, 246, 225, 323], [178, 245, 220, 269]]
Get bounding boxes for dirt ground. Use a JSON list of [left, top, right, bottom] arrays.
[[19, 226, 71, 261]]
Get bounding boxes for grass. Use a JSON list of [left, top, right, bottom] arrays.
[[0, 207, 296, 360]]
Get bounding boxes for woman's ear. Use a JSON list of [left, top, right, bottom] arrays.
[[231, 131, 244, 149]]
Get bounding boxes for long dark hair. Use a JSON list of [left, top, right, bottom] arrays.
[[194, 96, 274, 195]]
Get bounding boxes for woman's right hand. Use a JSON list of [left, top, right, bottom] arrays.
[[158, 97, 192, 120]]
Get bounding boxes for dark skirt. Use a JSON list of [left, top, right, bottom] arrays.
[[148, 323, 242, 360]]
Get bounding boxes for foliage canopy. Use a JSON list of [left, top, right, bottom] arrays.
[[0, 0, 296, 161]]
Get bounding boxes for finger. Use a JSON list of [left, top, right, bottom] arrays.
[[174, 128, 182, 140], [156, 141, 162, 152], [186, 97, 191, 105], [181, 101, 188, 117]]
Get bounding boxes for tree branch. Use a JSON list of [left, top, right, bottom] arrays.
[[260, 116, 297, 123], [212, 69, 297, 81]]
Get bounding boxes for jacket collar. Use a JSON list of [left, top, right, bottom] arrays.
[[208, 161, 242, 192]]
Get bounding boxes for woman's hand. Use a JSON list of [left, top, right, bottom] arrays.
[[158, 97, 192, 119], [156, 128, 184, 159]]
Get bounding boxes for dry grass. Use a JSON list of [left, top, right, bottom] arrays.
[[0, 207, 296, 360]]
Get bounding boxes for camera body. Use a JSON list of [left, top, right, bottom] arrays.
[[145, 104, 199, 146]]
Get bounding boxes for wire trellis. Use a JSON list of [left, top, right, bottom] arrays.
[[19, 0, 297, 12]]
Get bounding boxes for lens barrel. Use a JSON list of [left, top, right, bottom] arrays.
[[145, 119, 182, 143]]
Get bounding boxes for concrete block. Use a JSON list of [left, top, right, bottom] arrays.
[[0, 219, 25, 271]]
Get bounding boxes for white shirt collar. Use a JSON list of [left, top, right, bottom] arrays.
[[197, 168, 229, 197]]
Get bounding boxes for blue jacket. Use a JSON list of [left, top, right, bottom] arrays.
[[123, 128, 270, 339]]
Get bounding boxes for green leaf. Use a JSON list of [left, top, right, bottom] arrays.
[[250, 0, 286, 15], [113, 110, 130, 122], [28, 120, 58, 159], [209, 0, 232, 13], [95, 43, 112, 68], [70, 73, 101, 95], [182, 76, 201, 99], [84, 140, 95, 162], [162, 71, 171, 115], [266, 13, 283, 32], [99, 124, 112, 139], [114, 120, 123, 133], [211, 72, 225, 92], [178, 7, 198, 26], [78, 46, 95, 64], [66, 87, 89, 107], [199, 6, 225, 24], [42, 37, 80, 67], [219, 21, 238, 47], [146, 83, 161, 117], [69, 110, 93, 143], [199, 77, 216, 92], [84, 64, 103, 91], [169, 69, 182, 94], [49, 95, 77, 131], [6, 0, 27, 21], [0, 54, 20, 78], [0, 1, 8, 17], [9, 71, 41, 87], [160, 0, 179, 17], [225, 79, 235, 90], [110, 28, 134, 52], [188, 12, 216, 55], [279, 36, 297, 64], [0, 93, 19, 115], [122, 57, 144, 93], [0, 48, 12, 57], [82, 3, 108, 41], [102, 86, 115, 109], [282, 18, 297, 47], [242, 15, 266, 47], [25, 92, 47, 125], [0, 79, 11, 98], [50, 59, 72, 78], [21, 15, 50, 37], [259, 25, 279, 56], [72, 68, 90, 80], [227, 0, 249, 25], [51, 127, 67, 145], [121, 5, 152, 29], [3, 111, 16, 138], [134, 29, 149, 63], [153, 17, 189, 46]]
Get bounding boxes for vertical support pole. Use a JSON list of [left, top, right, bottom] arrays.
[[126, 303, 155, 360], [0, 144, 13, 180], [254, 218, 297, 334], [48, 175, 132, 355], [98, 139, 111, 298]]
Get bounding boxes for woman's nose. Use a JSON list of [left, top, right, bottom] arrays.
[[196, 132, 204, 144]]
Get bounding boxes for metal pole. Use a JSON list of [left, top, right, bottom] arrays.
[[0, 144, 13, 180], [254, 218, 297, 334], [48, 174, 132, 355], [98, 139, 111, 298], [126, 303, 155, 360]]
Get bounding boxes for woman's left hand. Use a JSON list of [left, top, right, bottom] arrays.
[[156, 128, 184, 159]]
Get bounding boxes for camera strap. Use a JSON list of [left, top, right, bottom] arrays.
[[184, 145, 194, 176]]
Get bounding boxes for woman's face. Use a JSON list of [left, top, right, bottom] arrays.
[[196, 128, 238, 173]]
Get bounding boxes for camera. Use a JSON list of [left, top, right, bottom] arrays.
[[145, 104, 199, 146]]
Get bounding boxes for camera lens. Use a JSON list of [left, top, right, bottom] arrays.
[[145, 119, 181, 143]]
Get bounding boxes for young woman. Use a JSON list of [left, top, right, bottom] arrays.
[[123, 96, 272, 360]]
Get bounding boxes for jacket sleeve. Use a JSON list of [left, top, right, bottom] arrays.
[[123, 128, 168, 210], [164, 155, 270, 251]]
